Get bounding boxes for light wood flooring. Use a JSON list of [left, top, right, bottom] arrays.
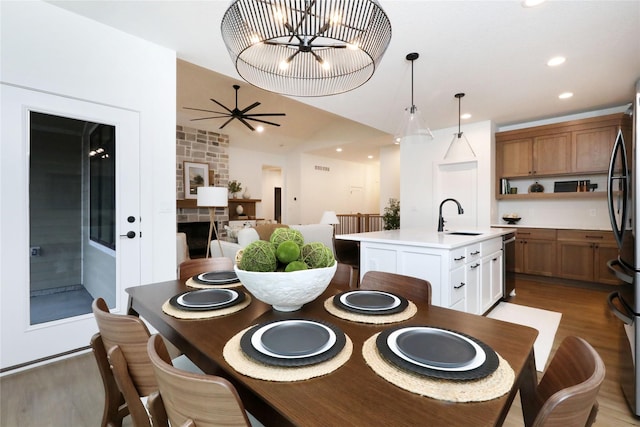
[[1, 277, 639, 426]]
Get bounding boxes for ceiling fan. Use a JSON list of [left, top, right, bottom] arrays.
[[184, 85, 285, 131]]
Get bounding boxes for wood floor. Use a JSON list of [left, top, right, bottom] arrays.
[[1, 276, 639, 426]]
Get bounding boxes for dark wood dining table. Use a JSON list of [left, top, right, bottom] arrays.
[[126, 279, 538, 427]]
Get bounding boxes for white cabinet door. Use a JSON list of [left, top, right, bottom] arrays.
[[466, 260, 481, 315], [490, 251, 504, 303]]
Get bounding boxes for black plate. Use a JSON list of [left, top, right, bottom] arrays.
[[169, 289, 245, 312], [333, 290, 409, 315], [395, 328, 476, 368], [376, 326, 499, 380], [240, 319, 346, 367], [261, 321, 332, 356], [192, 270, 240, 285]]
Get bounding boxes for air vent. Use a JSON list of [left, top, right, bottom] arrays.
[[314, 165, 330, 172]]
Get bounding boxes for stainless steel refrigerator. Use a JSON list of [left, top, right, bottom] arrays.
[[607, 79, 640, 417]]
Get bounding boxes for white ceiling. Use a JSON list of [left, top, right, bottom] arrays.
[[49, 0, 640, 163]]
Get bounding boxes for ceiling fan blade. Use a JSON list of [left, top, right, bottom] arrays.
[[243, 112, 286, 117], [190, 115, 231, 121], [240, 102, 261, 114], [210, 98, 234, 114], [237, 116, 256, 131], [244, 117, 282, 127], [218, 116, 236, 130], [183, 107, 229, 115]]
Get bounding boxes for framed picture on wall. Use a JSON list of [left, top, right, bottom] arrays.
[[184, 161, 209, 199]]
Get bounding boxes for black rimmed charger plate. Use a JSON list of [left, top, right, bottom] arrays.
[[333, 290, 408, 315], [240, 319, 346, 367], [191, 270, 240, 285], [376, 326, 499, 380], [169, 288, 245, 312]]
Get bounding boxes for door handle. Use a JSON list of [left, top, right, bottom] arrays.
[[454, 282, 466, 289], [120, 231, 136, 239]]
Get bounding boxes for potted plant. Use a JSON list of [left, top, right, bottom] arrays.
[[228, 180, 242, 198], [382, 198, 400, 230]]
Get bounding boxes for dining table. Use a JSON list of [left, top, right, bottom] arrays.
[[126, 278, 539, 427]]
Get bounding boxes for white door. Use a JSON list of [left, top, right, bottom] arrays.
[[1, 84, 141, 370]]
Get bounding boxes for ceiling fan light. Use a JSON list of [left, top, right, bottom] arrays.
[[221, 0, 392, 97]]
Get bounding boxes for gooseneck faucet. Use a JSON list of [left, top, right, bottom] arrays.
[[438, 198, 464, 232]]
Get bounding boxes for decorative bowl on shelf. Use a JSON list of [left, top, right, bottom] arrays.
[[234, 261, 337, 312], [502, 217, 521, 225]]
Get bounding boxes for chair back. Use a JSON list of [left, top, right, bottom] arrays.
[[333, 238, 360, 288], [92, 298, 165, 427], [179, 257, 234, 282], [147, 334, 251, 427], [532, 336, 605, 427], [360, 271, 431, 305]]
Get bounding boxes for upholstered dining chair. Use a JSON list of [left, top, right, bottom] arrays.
[[92, 298, 200, 427], [359, 271, 432, 305], [530, 336, 605, 427], [146, 334, 259, 427], [178, 257, 234, 283], [333, 237, 360, 289]]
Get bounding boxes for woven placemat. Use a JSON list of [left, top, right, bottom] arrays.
[[185, 277, 244, 289], [324, 297, 417, 324], [362, 333, 514, 402], [162, 294, 251, 320], [223, 326, 353, 382]]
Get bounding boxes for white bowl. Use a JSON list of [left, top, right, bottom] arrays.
[[234, 261, 337, 312]]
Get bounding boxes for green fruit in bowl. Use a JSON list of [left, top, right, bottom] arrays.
[[239, 240, 277, 272], [270, 228, 304, 247], [276, 240, 301, 264], [284, 260, 309, 272], [301, 242, 335, 268]]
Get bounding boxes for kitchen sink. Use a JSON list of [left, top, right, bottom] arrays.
[[446, 231, 483, 236]]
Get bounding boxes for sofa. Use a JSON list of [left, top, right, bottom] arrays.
[[210, 223, 335, 263]]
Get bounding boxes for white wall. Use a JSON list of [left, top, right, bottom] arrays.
[[379, 144, 401, 213], [400, 121, 495, 230]]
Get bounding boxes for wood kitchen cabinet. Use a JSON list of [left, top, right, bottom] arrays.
[[514, 228, 557, 277], [557, 229, 621, 285], [496, 113, 631, 200]]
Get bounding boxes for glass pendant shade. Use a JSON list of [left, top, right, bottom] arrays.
[[444, 132, 476, 159], [394, 106, 434, 143], [221, 0, 392, 97]]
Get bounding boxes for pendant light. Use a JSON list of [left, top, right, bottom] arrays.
[[221, 0, 392, 97], [444, 92, 476, 159], [394, 52, 433, 143]]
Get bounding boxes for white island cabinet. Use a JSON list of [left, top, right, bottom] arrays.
[[336, 228, 511, 315]]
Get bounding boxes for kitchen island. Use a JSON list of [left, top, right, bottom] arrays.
[[336, 228, 512, 315]]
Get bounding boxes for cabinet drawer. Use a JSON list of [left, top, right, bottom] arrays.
[[515, 228, 556, 240], [467, 243, 482, 262], [557, 229, 615, 243], [481, 238, 502, 254], [450, 247, 467, 269]]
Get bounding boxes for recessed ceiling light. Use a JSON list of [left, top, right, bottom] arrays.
[[336, 148, 342, 152], [558, 92, 573, 99], [256, 125, 264, 132], [460, 113, 471, 120], [547, 56, 566, 67], [367, 155, 373, 159], [522, 0, 545, 7]]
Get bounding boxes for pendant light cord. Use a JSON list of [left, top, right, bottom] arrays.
[[406, 52, 419, 114], [455, 92, 465, 138]]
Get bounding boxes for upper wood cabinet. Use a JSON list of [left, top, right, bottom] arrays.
[[496, 113, 631, 199]]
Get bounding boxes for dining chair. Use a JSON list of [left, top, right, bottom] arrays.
[[92, 298, 201, 427], [178, 257, 234, 282], [359, 271, 432, 305], [90, 332, 129, 427], [531, 336, 605, 427], [146, 334, 255, 427], [330, 262, 354, 291], [333, 237, 360, 289]]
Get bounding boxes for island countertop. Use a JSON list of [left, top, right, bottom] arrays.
[[336, 227, 513, 249]]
